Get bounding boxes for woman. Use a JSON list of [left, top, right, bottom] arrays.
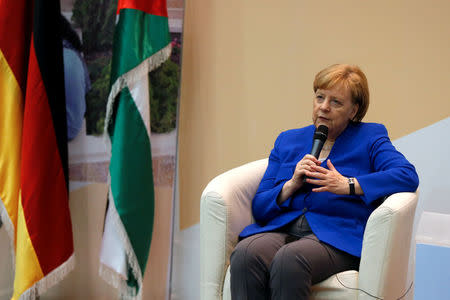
[[230, 64, 419, 300]]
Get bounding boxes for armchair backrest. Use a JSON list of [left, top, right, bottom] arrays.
[[200, 158, 267, 300]]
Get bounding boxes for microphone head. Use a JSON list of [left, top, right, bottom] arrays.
[[314, 125, 328, 142]]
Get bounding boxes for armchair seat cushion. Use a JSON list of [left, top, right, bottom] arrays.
[[310, 270, 358, 300]]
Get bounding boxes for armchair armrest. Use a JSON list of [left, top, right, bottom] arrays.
[[358, 190, 419, 300], [200, 158, 268, 300]]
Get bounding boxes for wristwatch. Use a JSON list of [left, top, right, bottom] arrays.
[[348, 177, 355, 195]]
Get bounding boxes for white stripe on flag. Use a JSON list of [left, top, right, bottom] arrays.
[[99, 194, 127, 279], [127, 75, 151, 136]]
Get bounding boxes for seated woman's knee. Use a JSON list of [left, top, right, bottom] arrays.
[[270, 243, 311, 276], [231, 235, 270, 271]]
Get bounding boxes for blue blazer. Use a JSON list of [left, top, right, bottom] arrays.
[[239, 122, 419, 257]]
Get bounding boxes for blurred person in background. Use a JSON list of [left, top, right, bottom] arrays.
[[61, 15, 91, 141]]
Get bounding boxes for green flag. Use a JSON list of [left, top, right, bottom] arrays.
[[99, 1, 171, 299]]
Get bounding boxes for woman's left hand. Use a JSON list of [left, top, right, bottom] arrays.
[[305, 159, 349, 195]]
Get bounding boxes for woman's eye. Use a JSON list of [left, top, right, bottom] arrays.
[[331, 99, 342, 106], [316, 95, 324, 101]]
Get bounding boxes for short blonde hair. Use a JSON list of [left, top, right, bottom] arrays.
[[313, 64, 369, 122]]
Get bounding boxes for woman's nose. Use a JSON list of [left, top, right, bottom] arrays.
[[320, 99, 331, 111]]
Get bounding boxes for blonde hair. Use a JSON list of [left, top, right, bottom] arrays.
[[313, 64, 369, 122]]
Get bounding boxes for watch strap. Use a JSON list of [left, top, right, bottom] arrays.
[[348, 177, 355, 195]]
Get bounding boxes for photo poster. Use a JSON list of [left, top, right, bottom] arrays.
[[52, 0, 182, 298]]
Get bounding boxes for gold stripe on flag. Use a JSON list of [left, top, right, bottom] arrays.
[[0, 49, 23, 243]]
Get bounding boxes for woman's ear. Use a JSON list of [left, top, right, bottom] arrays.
[[350, 104, 359, 121]]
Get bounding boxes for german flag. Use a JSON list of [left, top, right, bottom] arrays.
[[0, 0, 74, 299]]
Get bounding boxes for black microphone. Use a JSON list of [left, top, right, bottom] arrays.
[[310, 125, 328, 158], [303, 125, 328, 184]]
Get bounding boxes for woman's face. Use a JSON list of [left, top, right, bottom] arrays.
[[312, 85, 358, 140]]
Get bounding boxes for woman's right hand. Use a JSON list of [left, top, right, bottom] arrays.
[[277, 154, 321, 204], [291, 154, 321, 189]]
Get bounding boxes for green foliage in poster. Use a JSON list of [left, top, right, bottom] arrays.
[[72, 0, 117, 55], [85, 58, 111, 135], [149, 58, 180, 133]]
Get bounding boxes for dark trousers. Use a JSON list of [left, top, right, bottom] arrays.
[[230, 231, 359, 300]]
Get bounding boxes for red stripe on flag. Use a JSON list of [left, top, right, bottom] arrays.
[[117, 0, 168, 17], [0, 0, 32, 91], [20, 39, 73, 275]]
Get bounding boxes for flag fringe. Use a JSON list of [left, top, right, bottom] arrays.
[[0, 197, 16, 272], [99, 264, 128, 292], [104, 43, 172, 142], [99, 189, 143, 300], [99, 264, 142, 300], [19, 254, 75, 300]]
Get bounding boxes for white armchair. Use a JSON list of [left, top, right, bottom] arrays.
[[200, 158, 418, 300]]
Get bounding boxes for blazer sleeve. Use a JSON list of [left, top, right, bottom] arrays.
[[356, 124, 419, 205], [251, 132, 294, 224]]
